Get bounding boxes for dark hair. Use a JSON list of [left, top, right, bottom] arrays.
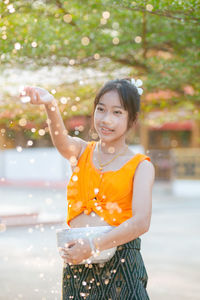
[[90, 78, 140, 134]]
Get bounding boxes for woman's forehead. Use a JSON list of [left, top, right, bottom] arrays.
[[98, 90, 123, 108]]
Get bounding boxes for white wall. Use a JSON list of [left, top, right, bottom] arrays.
[[0, 148, 72, 182], [172, 180, 200, 197], [0, 145, 144, 182]]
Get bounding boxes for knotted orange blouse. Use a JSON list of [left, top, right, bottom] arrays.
[[66, 141, 151, 227]]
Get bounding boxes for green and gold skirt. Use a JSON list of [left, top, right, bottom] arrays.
[[62, 237, 149, 300]]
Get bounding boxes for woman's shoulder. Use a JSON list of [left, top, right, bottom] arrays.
[[134, 156, 155, 182], [126, 147, 150, 161], [126, 147, 154, 170], [76, 140, 95, 161]]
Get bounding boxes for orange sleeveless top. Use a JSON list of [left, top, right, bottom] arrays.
[[66, 141, 151, 227]]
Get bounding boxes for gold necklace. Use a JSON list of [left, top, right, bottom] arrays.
[[97, 141, 129, 171]]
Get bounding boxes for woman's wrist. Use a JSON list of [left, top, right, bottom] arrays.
[[44, 98, 57, 111], [89, 238, 100, 256]]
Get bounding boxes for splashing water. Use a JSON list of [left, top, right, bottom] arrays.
[[19, 86, 54, 103]]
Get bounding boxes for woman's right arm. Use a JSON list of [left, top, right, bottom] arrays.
[[21, 86, 87, 161], [44, 101, 87, 161]]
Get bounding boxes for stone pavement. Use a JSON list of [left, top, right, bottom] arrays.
[[0, 182, 200, 300]]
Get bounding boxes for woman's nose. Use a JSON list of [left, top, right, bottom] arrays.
[[102, 112, 112, 124]]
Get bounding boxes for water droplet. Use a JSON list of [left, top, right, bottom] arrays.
[[71, 105, 77, 111], [63, 14, 72, 23], [72, 175, 78, 181], [69, 59, 75, 65], [102, 11, 110, 19], [0, 223, 6, 232], [31, 41, 37, 48], [8, 4, 15, 13], [38, 129, 45, 136], [135, 36, 142, 43], [74, 130, 79, 135], [60, 97, 68, 104], [94, 188, 99, 194], [27, 140, 33, 146], [108, 146, 115, 153], [14, 42, 21, 50], [29, 158, 35, 164], [111, 269, 116, 273], [105, 279, 109, 284], [81, 37, 90, 46], [16, 146, 23, 152], [112, 37, 119, 45], [0, 128, 5, 134], [146, 4, 153, 11], [19, 118, 27, 126]]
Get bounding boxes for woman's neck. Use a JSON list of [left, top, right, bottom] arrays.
[[99, 138, 127, 154]]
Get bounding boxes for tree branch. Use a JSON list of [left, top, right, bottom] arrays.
[[142, 10, 147, 59], [108, 4, 200, 22], [54, 0, 80, 30]]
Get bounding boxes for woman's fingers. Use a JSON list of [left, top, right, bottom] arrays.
[[31, 87, 42, 104], [30, 88, 37, 104], [20, 86, 40, 104], [65, 241, 76, 248], [22, 86, 32, 101], [35, 91, 40, 102], [60, 249, 77, 264], [61, 250, 70, 258]]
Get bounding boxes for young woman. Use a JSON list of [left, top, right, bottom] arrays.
[[21, 78, 155, 299]]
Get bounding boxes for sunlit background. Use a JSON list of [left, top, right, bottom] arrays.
[[0, 1, 200, 299]]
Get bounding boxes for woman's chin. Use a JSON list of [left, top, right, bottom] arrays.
[[98, 135, 117, 143], [96, 129, 118, 142]]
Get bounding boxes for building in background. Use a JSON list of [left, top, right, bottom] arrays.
[[1, 108, 199, 182]]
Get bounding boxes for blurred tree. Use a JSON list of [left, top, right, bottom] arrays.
[[0, 0, 200, 144]]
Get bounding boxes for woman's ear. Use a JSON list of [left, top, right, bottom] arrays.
[[134, 112, 139, 125], [131, 113, 139, 129], [127, 112, 139, 131]]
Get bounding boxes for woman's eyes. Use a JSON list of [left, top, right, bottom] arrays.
[[114, 111, 122, 114], [97, 107, 122, 114]]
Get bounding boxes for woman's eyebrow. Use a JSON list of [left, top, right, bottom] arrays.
[[98, 102, 123, 109]]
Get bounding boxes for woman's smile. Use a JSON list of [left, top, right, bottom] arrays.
[[100, 127, 114, 134]]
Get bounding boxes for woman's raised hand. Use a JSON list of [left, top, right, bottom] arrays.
[[19, 86, 55, 105]]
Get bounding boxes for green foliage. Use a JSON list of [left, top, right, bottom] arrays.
[[0, 0, 199, 137]]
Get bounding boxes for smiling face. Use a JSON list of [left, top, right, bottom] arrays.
[[93, 90, 129, 143]]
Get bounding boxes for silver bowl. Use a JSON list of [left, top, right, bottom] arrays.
[[56, 226, 117, 264]]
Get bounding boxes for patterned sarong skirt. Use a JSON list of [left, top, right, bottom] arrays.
[[62, 237, 149, 300]]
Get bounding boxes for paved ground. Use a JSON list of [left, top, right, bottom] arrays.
[[0, 182, 200, 300]]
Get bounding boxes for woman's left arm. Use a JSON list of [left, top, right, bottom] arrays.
[[93, 160, 155, 251]]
